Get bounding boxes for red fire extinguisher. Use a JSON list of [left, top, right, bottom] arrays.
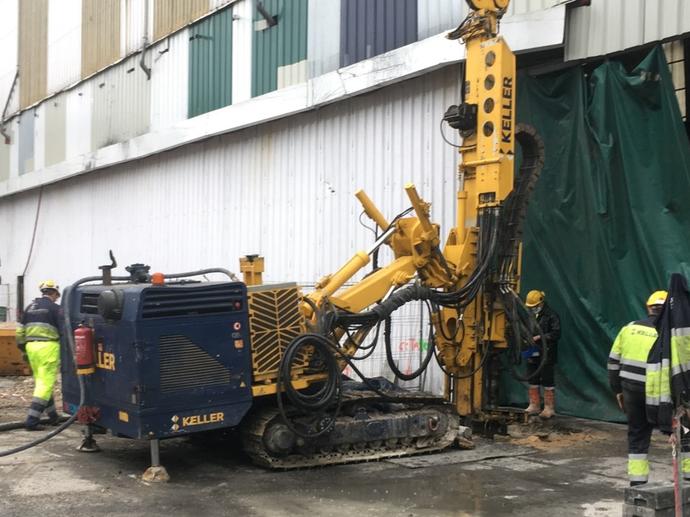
[[74, 323, 95, 375]]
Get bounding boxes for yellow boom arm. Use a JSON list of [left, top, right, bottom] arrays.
[[302, 0, 519, 418]]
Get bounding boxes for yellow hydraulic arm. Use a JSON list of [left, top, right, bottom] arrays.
[[299, 0, 532, 419]]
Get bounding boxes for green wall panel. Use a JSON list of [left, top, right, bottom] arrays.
[[252, 0, 308, 97], [188, 7, 233, 118]]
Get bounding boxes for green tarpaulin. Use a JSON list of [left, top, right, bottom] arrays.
[[501, 46, 690, 422]]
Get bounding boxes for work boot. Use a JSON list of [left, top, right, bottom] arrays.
[[45, 397, 60, 426], [525, 386, 541, 414], [540, 388, 556, 419], [25, 397, 47, 430]]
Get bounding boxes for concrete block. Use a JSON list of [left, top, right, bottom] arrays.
[[625, 482, 690, 510], [623, 502, 690, 516]]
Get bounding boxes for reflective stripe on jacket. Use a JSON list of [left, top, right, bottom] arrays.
[[16, 297, 62, 350], [608, 316, 658, 393]]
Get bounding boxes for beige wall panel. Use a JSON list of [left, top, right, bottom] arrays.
[[44, 95, 66, 166], [19, 0, 48, 108], [153, 0, 208, 41], [81, 0, 122, 78]]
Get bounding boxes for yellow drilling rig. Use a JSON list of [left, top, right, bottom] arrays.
[[58, 0, 545, 475]]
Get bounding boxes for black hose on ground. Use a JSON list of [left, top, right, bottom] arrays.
[[0, 416, 69, 432], [0, 377, 85, 457]]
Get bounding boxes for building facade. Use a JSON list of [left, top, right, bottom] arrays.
[[0, 0, 688, 391]]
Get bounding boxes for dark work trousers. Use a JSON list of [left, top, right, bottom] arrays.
[[623, 388, 654, 453], [526, 353, 555, 388]]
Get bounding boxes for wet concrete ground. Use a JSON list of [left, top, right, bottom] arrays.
[[0, 402, 678, 517]]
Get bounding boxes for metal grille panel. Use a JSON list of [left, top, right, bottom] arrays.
[[80, 293, 99, 314], [248, 286, 307, 383], [142, 284, 243, 318], [159, 334, 231, 393]]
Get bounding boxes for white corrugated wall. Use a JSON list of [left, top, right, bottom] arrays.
[[33, 104, 45, 172], [65, 82, 93, 158], [47, 0, 82, 94], [150, 29, 189, 131], [566, 0, 690, 61], [123, 0, 148, 56], [232, 0, 252, 103], [91, 54, 151, 150], [307, 0, 340, 79]]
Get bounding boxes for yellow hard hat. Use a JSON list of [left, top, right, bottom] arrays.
[[646, 290, 667, 307], [525, 290, 545, 308], [39, 280, 60, 295]]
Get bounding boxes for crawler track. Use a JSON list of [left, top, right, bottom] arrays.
[[242, 389, 460, 469]]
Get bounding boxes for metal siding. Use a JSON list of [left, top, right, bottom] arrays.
[[65, 83, 93, 158], [7, 118, 19, 176], [340, 0, 417, 68], [566, 0, 690, 61], [33, 104, 45, 171], [0, 66, 461, 392], [150, 29, 189, 131], [0, 0, 19, 118], [307, 0, 339, 78], [92, 55, 151, 150], [232, 0, 252, 103], [417, 0, 560, 40], [81, 0, 122, 79], [252, 0, 308, 97], [153, 0, 209, 41], [0, 126, 13, 181], [19, 0, 48, 109], [44, 94, 66, 166], [211, 0, 235, 9], [188, 7, 233, 118], [47, 0, 81, 94], [18, 109, 35, 175], [124, 0, 148, 56]]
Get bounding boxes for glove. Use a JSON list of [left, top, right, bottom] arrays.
[[615, 392, 624, 412], [521, 345, 540, 360]]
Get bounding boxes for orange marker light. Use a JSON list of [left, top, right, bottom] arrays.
[[151, 272, 165, 285]]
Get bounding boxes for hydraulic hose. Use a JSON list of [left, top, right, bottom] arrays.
[[276, 333, 343, 438], [276, 329, 448, 439], [501, 288, 549, 381], [383, 316, 435, 381], [162, 268, 239, 282], [0, 416, 68, 432]]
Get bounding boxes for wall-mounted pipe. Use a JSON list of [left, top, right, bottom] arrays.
[[1, 70, 18, 143], [139, 0, 152, 80]]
